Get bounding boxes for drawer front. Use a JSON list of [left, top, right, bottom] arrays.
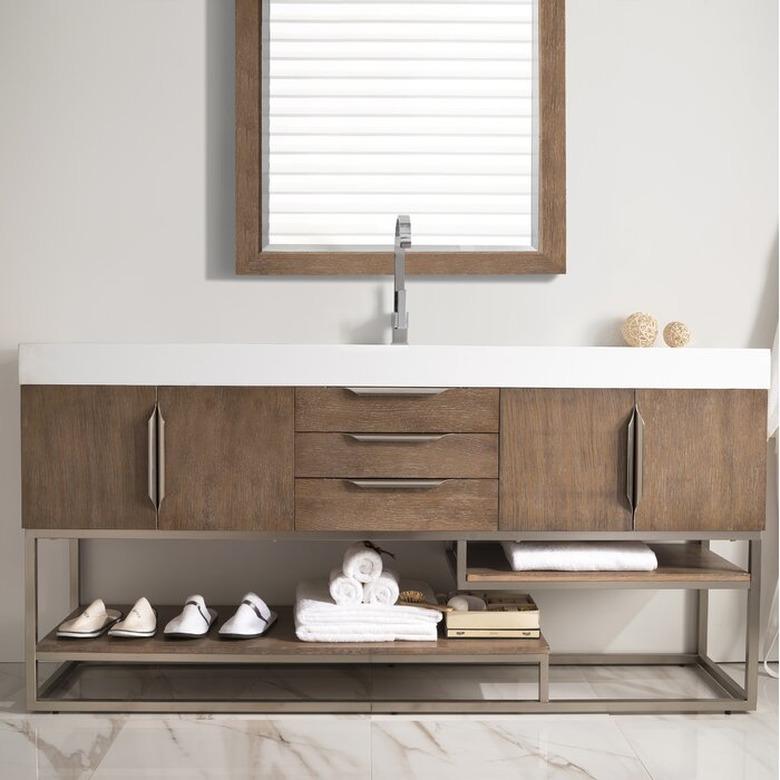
[[295, 433, 498, 478], [295, 388, 499, 432], [295, 478, 498, 531]]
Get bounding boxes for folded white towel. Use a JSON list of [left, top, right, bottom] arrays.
[[342, 541, 383, 583], [362, 568, 400, 606], [501, 541, 658, 572], [295, 580, 441, 627], [328, 567, 364, 606], [296, 623, 438, 643]]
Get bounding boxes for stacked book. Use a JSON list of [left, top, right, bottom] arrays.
[[445, 593, 539, 639]]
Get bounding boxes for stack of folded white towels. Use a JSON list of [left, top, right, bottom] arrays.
[[295, 542, 442, 642]]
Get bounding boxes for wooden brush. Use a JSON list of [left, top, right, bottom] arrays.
[[398, 590, 452, 613]]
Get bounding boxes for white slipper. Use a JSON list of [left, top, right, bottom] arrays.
[[164, 595, 217, 639], [219, 592, 277, 639], [108, 597, 157, 638], [57, 599, 122, 639]]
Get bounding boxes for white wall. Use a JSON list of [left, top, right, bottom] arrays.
[[0, 0, 776, 663]]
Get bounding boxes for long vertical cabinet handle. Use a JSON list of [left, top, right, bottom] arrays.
[[634, 406, 645, 509], [626, 408, 636, 509], [156, 407, 166, 509], [147, 407, 158, 508]]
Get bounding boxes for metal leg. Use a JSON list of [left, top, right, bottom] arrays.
[[456, 539, 467, 590], [745, 538, 762, 708], [24, 533, 38, 710], [69, 539, 80, 609], [697, 541, 710, 656], [538, 655, 549, 703]]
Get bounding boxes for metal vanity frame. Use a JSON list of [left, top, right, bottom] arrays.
[[25, 529, 762, 715]]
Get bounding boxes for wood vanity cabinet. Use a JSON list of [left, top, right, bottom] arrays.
[[156, 387, 294, 531], [21, 386, 158, 529], [20, 384, 767, 533], [499, 389, 635, 531], [633, 390, 767, 531]]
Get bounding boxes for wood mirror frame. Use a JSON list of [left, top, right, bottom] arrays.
[[236, 0, 565, 276]]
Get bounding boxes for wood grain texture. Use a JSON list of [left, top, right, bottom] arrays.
[[21, 386, 157, 529], [235, 0, 566, 276], [634, 390, 767, 531], [38, 605, 549, 658], [295, 478, 498, 531], [235, 0, 261, 272], [499, 389, 634, 531], [465, 542, 750, 584], [295, 433, 498, 478], [295, 388, 499, 433], [157, 387, 294, 531]]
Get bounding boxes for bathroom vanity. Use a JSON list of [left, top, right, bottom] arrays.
[[18, 344, 770, 713]]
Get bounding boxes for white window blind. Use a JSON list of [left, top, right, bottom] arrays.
[[262, 1, 538, 251]]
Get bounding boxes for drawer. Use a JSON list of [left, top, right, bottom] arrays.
[[294, 478, 498, 531], [295, 388, 499, 433], [295, 432, 498, 478]]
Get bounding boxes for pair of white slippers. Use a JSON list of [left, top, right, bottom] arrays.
[[57, 597, 156, 639], [164, 593, 276, 640]]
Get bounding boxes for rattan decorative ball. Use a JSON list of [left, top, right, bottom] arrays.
[[663, 321, 691, 348], [621, 313, 658, 347]]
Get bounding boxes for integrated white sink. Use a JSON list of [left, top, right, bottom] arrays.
[[18, 344, 770, 389]]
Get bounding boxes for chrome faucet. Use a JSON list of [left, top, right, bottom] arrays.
[[392, 215, 411, 345]]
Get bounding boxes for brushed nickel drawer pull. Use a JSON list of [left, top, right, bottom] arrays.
[[156, 407, 166, 509], [626, 408, 636, 509], [345, 387, 448, 397], [634, 406, 645, 509], [346, 433, 447, 443], [347, 479, 446, 489], [147, 407, 158, 508]]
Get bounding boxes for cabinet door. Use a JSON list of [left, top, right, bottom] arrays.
[[157, 387, 294, 531], [634, 390, 766, 531], [22, 386, 158, 529], [499, 389, 634, 531]]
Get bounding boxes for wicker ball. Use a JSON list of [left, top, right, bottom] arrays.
[[621, 312, 658, 347], [663, 321, 691, 348]]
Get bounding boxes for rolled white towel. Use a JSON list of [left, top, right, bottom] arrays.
[[363, 569, 400, 606], [328, 567, 363, 606], [343, 541, 383, 583]]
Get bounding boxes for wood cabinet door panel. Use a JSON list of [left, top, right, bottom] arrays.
[[634, 390, 766, 531], [157, 387, 294, 531], [21, 386, 157, 529], [499, 389, 634, 531]]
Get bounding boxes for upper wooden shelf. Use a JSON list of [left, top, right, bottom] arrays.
[[37, 605, 549, 664], [465, 543, 751, 590]]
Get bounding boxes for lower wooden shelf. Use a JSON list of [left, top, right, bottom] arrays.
[[464, 542, 751, 589], [37, 605, 549, 664]]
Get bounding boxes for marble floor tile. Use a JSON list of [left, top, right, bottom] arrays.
[[48, 663, 372, 704], [615, 713, 777, 780], [0, 662, 775, 779], [0, 713, 125, 780], [614, 666, 779, 780], [0, 662, 25, 712], [90, 715, 371, 780], [370, 663, 596, 702], [579, 664, 723, 700], [371, 716, 652, 779]]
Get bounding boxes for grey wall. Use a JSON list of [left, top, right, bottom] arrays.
[[0, 0, 777, 662]]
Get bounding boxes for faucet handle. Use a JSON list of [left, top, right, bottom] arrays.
[[395, 215, 411, 248]]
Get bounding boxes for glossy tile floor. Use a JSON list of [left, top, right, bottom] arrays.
[[0, 662, 776, 779]]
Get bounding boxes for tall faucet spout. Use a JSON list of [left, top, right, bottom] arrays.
[[392, 215, 411, 345]]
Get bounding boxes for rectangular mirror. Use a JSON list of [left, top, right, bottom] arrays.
[[237, 0, 565, 274]]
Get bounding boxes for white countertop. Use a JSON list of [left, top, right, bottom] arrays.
[[17, 344, 770, 389]]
